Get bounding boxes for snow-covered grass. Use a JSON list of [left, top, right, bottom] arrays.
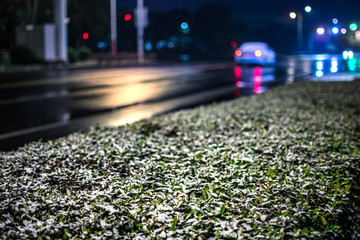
[[1, 81, 360, 239]]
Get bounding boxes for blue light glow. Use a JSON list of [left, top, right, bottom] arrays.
[[145, 41, 152, 51], [180, 54, 190, 62], [97, 41, 106, 49], [181, 22, 189, 30], [332, 27, 339, 35]]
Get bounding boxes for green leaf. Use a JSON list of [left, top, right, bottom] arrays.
[[58, 216, 64, 223], [300, 227, 308, 236], [191, 168, 196, 177], [344, 184, 351, 193], [220, 203, 226, 215], [267, 168, 275, 179], [170, 216, 178, 231], [320, 216, 327, 226], [63, 233, 68, 240]]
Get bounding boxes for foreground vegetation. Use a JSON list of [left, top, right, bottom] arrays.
[[1, 81, 360, 239]]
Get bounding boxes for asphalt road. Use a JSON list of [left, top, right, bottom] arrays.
[[0, 55, 359, 150]]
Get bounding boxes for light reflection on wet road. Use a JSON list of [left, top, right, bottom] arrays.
[[1, 55, 359, 150]]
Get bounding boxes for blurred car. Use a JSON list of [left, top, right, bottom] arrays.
[[234, 42, 276, 65]]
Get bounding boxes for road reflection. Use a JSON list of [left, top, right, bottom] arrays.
[[233, 65, 276, 96], [313, 55, 360, 78]]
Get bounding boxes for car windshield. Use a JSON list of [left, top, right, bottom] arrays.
[[241, 43, 268, 50]]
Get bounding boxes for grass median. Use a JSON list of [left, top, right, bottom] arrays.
[[1, 80, 360, 239]]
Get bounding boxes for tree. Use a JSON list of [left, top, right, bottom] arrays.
[[0, 0, 52, 49], [67, 0, 110, 49], [192, 3, 239, 59]]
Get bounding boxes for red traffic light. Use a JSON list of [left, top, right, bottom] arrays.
[[83, 32, 89, 40], [124, 14, 132, 21]]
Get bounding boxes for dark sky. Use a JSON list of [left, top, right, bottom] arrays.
[[115, 0, 360, 25]]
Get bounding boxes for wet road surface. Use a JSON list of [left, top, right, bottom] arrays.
[[1, 55, 359, 150]]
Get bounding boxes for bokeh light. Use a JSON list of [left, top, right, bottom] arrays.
[[316, 71, 324, 78], [124, 13, 132, 21], [316, 27, 325, 35], [332, 27, 339, 35], [181, 22, 189, 30], [304, 6, 311, 13], [289, 12, 296, 19], [82, 32, 89, 40], [350, 23, 358, 31]]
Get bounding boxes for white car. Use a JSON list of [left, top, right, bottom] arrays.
[[234, 42, 276, 65]]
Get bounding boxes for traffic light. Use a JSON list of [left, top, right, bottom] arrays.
[[83, 32, 89, 40], [124, 13, 132, 21]]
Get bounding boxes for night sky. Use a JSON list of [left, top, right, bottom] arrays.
[[114, 0, 360, 25]]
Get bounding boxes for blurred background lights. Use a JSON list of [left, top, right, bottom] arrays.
[[350, 23, 358, 31], [316, 27, 325, 35], [343, 50, 354, 60], [348, 59, 357, 71], [316, 61, 324, 70], [181, 22, 189, 30], [341, 28, 347, 34], [316, 71, 324, 78], [144, 41, 152, 51], [82, 32, 89, 40], [289, 12, 296, 19], [167, 41, 175, 48], [332, 18, 338, 24], [304, 6, 311, 13], [332, 27, 339, 35], [356, 31, 360, 41], [330, 60, 338, 73], [124, 13, 132, 21], [96, 41, 106, 49]]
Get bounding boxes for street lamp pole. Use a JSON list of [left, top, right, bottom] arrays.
[[135, 0, 148, 63], [290, 6, 311, 52], [110, 0, 117, 56], [297, 13, 303, 51]]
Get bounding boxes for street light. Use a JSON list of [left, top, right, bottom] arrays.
[[316, 27, 325, 35], [290, 6, 311, 51], [289, 12, 296, 19], [332, 27, 339, 35]]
